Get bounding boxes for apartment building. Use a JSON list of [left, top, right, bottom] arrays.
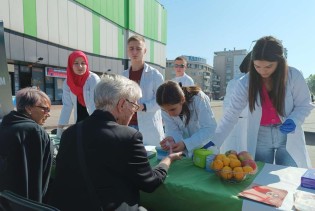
[[165, 55, 220, 100], [213, 49, 247, 97]]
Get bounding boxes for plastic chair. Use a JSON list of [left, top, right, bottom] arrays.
[[0, 190, 59, 211]]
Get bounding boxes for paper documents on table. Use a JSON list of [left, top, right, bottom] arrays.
[[238, 183, 288, 208], [293, 190, 315, 211]]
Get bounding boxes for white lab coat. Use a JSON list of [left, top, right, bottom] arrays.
[[172, 73, 194, 86], [214, 67, 314, 168], [162, 91, 217, 157], [122, 63, 164, 146], [58, 72, 100, 125], [220, 75, 248, 153]]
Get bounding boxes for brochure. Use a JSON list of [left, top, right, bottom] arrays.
[[238, 183, 288, 208]]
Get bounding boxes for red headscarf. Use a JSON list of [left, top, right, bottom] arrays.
[[66, 51, 90, 106]]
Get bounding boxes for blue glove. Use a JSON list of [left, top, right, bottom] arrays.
[[279, 119, 296, 134]]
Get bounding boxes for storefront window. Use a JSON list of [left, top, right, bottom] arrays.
[[55, 78, 65, 101], [32, 67, 44, 90], [45, 76, 54, 100]]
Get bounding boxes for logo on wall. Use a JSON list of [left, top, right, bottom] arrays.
[[45, 67, 67, 78]]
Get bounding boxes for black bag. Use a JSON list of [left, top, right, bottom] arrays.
[[0, 190, 60, 211]]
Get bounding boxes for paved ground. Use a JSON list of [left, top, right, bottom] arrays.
[[44, 101, 315, 167]]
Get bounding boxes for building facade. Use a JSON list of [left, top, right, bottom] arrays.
[[165, 55, 220, 100], [213, 49, 247, 97], [0, 0, 167, 103]]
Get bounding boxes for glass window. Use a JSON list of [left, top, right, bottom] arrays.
[[45, 76, 54, 100], [55, 78, 65, 101], [32, 67, 44, 90]]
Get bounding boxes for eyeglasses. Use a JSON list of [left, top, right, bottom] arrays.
[[73, 62, 87, 66], [174, 64, 185, 68], [35, 106, 50, 113], [125, 99, 140, 112]]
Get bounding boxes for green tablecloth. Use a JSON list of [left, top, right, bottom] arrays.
[[140, 157, 264, 211]]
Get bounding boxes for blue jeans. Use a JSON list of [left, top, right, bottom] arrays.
[[255, 125, 297, 167]]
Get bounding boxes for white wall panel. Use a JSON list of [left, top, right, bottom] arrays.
[[67, 1, 78, 49], [144, 38, 150, 62], [84, 10, 93, 53], [154, 42, 158, 65], [36, 0, 48, 40], [111, 25, 118, 57], [9, 0, 24, 33], [58, 0, 69, 46], [99, 18, 107, 56], [106, 21, 113, 57], [47, 0, 59, 44], [135, 0, 144, 35], [76, 6, 86, 51], [0, 0, 10, 28]]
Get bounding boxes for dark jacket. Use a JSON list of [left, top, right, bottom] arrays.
[[0, 111, 52, 203], [49, 110, 168, 211]]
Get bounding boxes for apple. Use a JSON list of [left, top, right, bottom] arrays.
[[225, 150, 237, 157], [241, 159, 257, 172], [238, 151, 253, 161]]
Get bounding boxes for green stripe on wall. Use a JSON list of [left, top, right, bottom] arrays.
[[118, 28, 124, 59], [144, 0, 159, 40], [150, 41, 154, 63], [93, 0, 101, 14], [93, 14, 100, 54], [129, 0, 135, 31], [23, 0, 37, 37], [76, 0, 85, 5]]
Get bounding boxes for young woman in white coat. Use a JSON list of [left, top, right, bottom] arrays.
[[213, 36, 314, 168], [157, 81, 217, 157], [57, 51, 100, 137]]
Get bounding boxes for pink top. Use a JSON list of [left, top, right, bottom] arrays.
[[260, 84, 282, 126]]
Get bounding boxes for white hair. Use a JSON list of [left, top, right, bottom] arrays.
[[94, 74, 142, 111]]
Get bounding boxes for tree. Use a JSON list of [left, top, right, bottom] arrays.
[[306, 74, 315, 94]]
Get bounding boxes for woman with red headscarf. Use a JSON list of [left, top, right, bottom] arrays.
[[57, 51, 100, 138]]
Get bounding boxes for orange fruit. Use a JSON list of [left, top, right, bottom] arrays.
[[211, 160, 224, 171], [230, 159, 241, 168], [227, 154, 237, 160], [220, 166, 233, 180], [233, 167, 245, 181], [243, 166, 254, 174], [222, 157, 231, 166], [215, 154, 226, 161]]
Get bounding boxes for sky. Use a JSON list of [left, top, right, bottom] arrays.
[[158, 0, 315, 78]]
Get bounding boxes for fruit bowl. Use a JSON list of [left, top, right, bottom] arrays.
[[210, 150, 258, 183], [214, 167, 257, 183]]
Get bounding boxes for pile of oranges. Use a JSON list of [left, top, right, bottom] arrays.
[[210, 151, 257, 182]]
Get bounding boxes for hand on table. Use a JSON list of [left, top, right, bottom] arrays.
[[160, 136, 175, 151], [168, 151, 184, 162], [171, 141, 186, 152]]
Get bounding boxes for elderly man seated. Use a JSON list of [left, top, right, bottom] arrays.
[[49, 74, 182, 211]]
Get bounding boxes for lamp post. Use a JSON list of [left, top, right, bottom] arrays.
[[248, 40, 257, 51]]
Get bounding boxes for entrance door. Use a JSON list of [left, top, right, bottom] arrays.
[[19, 66, 32, 88]]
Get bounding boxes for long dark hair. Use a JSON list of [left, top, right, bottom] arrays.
[[156, 81, 201, 125], [248, 36, 287, 116]]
